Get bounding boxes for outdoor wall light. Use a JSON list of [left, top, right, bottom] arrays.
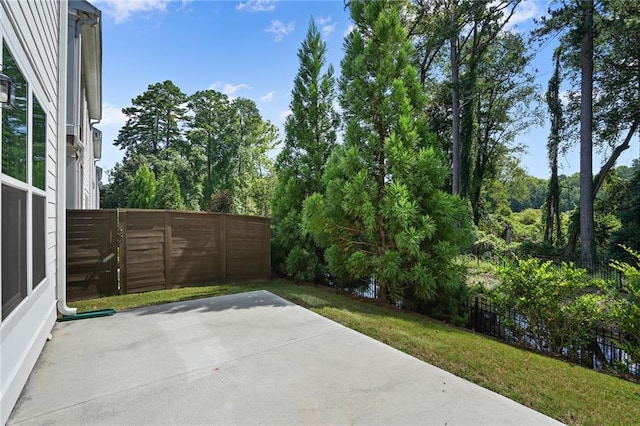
[[0, 70, 15, 108]]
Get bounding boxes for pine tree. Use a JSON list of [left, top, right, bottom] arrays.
[[115, 80, 187, 161], [303, 0, 472, 316], [154, 169, 185, 210], [271, 19, 339, 281], [128, 164, 156, 208]]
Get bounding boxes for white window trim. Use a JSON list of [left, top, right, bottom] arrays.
[[0, 33, 50, 320]]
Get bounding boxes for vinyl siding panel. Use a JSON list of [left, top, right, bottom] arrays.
[[0, 1, 61, 424]]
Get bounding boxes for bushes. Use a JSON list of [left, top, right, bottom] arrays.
[[609, 247, 640, 364], [488, 251, 640, 370], [492, 258, 607, 357]]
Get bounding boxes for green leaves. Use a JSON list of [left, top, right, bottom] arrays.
[[494, 257, 608, 354], [109, 79, 277, 214], [128, 165, 156, 209], [115, 80, 187, 159], [271, 19, 339, 282], [609, 246, 640, 363], [301, 0, 472, 317]]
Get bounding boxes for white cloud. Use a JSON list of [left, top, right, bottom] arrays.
[[316, 16, 336, 37], [344, 24, 355, 37], [260, 91, 276, 102], [96, 0, 170, 24], [209, 81, 252, 96], [100, 103, 127, 127], [265, 20, 295, 42], [279, 109, 292, 121], [502, 0, 540, 32], [236, 0, 276, 12]]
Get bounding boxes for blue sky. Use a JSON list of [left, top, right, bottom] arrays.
[[94, 0, 639, 182]]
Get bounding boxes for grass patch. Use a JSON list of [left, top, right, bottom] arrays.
[[70, 280, 640, 425]]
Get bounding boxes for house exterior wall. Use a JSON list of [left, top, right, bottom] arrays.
[[66, 1, 101, 209], [0, 1, 62, 423]]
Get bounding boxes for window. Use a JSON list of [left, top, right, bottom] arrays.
[[32, 97, 46, 288], [2, 41, 27, 182], [2, 185, 27, 320], [32, 97, 46, 190], [32, 194, 45, 288], [1, 41, 47, 319]]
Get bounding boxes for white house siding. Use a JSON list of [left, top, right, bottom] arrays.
[[0, 1, 61, 423], [66, 1, 101, 209]]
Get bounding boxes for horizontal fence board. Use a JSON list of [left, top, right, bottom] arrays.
[[68, 209, 270, 300], [66, 209, 119, 300]]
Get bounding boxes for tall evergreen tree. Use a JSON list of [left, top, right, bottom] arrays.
[[271, 19, 339, 281], [537, 1, 640, 261], [115, 80, 188, 161], [303, 0, 472, 316], [154, 169, 185, 210], [128, 164, 156, 208], [187, 90, 238, 208], [233, 98, 278, 215]]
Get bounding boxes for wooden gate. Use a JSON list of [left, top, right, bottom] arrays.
[[66, 209, 119, 301]]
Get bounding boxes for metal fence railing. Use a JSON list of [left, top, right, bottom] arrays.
[[464, 296, 639, 378]]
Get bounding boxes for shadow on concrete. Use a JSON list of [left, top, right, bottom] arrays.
[[131, 290, 293, 316]]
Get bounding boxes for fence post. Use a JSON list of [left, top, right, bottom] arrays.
[[474, 296, 479, 332], [221, 213, 227, 283], [164, 211, 173, 290], [119, 209, 128, 294], [109, 210, 118, 295], [264, 217, 271, 280]]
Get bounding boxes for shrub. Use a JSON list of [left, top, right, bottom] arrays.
[[609, 246, 640, 364], [492, 258, 607, 357]]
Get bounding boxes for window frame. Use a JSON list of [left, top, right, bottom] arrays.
[[1, 36, 50, 322]]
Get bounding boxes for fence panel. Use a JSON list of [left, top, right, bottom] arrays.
[[68, 210, 271, 298], [225, 214, 271, 281], [170, 212, 226, 287], [465, 296, 639, 378], [118, 210, 270, 293], [119, 210, 168, 294], [66, 209, 118, 301]]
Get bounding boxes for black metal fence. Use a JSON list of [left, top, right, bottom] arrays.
[[531, 255, 625, 286], [464, 296, 639, 378], [480, 253, 626, 287]]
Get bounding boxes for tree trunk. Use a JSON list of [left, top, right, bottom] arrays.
[[579, 0, 594, 268], [450, 9, 460, 195], [544, 53, 562, 246], [564, 119, 639, 255]]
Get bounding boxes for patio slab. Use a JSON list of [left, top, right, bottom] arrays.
[[8, 290, 562, 425]]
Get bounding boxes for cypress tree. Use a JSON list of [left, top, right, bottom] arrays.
[[271, 19, 339, 281], [303, 0, 472, 316], [128, 164, 156, 209]]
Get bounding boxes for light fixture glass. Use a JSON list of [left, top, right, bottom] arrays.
[[0, 71, 14, 107]]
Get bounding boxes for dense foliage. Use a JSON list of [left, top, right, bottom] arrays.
[[303, 0, 472, 317], [271, 20, 339, 282], [101, 1, 640, 321], [103, 82, 276, 216], [485, 250, 640, 370], [493, 258, 607, 356]]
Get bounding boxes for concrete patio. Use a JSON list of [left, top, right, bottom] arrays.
[[8, 290, 562, 425]]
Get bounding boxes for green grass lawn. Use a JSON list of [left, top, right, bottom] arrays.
[[70, 280, 640, 425]]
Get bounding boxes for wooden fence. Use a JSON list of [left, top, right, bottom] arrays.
[[66, 210, 119, 301], [66, 209, 271, 300]]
